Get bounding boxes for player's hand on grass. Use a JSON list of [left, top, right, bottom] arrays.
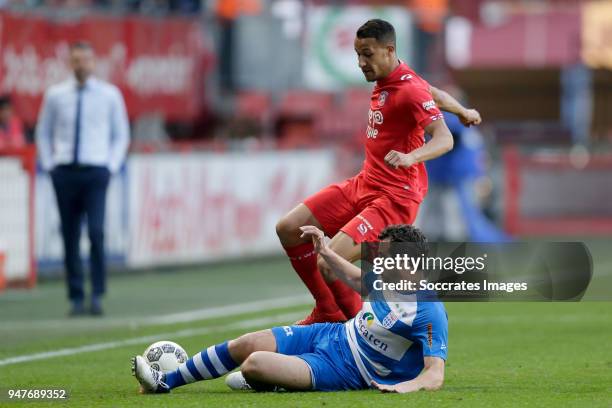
[[384, 150, 416, 169], [371, 380, 418, 394], [459, 108, 482, 127], [299, 225, 328, 255], [372, 381, 398, 393]]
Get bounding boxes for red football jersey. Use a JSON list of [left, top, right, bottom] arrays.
[[360, 61, 443, 203]]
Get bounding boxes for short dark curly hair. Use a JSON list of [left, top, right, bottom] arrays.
[[356, 19, 396, 46], [378, 224, 428, 257]]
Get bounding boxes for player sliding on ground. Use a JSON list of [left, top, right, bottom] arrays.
[[276, 19, 481, 324], [132, 224, 448, 394]]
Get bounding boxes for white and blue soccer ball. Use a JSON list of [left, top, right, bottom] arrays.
[[142, 341, 188, 373]]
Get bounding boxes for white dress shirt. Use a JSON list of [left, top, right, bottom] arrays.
[[35, 77, 130, 173]]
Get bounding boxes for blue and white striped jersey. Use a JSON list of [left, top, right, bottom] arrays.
[[344, 293, 448, 385]]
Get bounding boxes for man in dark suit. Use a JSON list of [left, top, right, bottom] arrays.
[[36, 42, 130, 316]]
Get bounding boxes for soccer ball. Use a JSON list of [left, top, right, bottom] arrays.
[[142, 341, 188, 373]]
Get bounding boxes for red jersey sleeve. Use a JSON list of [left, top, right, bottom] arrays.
[[401, 85, 443, 129]]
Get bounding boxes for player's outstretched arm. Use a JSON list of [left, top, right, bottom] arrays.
[[384, 119, 453, 169], [372, 357, 445, 394], [299, 226, 362, 292], [429, 85, 482, 127]]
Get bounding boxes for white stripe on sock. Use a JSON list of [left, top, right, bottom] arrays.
[[207, 346, 228, 375], [193, 352, 212, 379], [179, 363, 196, 384]]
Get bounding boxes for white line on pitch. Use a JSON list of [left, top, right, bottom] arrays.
[[0, 294, 313, 331], [0, 311, 306, 367]]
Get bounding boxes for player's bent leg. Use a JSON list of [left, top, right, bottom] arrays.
[[232, 323, 368, 393], [133, 330, 277, 393], [242, 351, 312, 391], [228, 322, 325, 391], [278, 179, 364, 324], [318, 231, 363, 319], [321, 196, 421, 320], [277, 204, 346, 324]]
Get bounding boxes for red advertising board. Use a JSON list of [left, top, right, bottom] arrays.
[[0, 12, 214, 124]]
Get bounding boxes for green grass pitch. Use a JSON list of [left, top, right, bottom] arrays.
[[1, 251, 611, 408]]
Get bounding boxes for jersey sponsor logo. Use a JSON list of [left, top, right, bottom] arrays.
[[381, 311, 399, 329], [422, 100, 436, 111], [400, 74, 413, 80], [430, 113, 444, 121], [357, 223, 368, 236], [356, 215, 374, 236], [355, 304, 415, 361], [368, 109, 384, 126], [366, 127, 378, 139], [366, 109, 384, 139], [363, 312, 375, 327], [378, 91, 389, 107], [357, 313, 389, 352], [357, 214, 373, 230]]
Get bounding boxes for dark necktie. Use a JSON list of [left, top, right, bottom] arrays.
[[72, 86, 84, 165]]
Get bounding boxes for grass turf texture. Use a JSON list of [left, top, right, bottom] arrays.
[[1, 249, 612, 407]]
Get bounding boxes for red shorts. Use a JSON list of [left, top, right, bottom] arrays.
[[303, 173, 421, 244]]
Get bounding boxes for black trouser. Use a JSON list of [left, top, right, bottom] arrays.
[[50, 165, 111, 302]]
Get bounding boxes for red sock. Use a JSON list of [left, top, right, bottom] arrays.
[[328, 279, 362, 318], [284, 242, 339, 315]]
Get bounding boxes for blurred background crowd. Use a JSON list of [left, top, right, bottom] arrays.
[[1, 0, 611, 285], [3, 0, 610, 147]]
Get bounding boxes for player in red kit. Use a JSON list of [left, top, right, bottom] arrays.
[[276, 19, 482, 324]]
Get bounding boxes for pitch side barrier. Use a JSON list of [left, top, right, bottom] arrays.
[[34, 150, 336, 278], [503, 146, 612, 236], [0, 146, 36, 288]]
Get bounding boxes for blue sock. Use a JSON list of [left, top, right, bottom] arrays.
[[164, 341, 238, 389]]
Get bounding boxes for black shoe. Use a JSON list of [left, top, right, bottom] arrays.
[[90, 297, 104, 316], [68, 301, 87, 317]]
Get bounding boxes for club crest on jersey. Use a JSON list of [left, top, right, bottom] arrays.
[[378, 91, 389, 107], [381, 311, 399, 329]]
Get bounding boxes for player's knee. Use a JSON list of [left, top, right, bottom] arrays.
[[229, 333, 258, 361], [275, 216, 294, 241], [241, 351, 266, 379], [275, 215, 302, 245]]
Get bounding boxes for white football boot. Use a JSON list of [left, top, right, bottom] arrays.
[[225, 371, 253, 391], [131, 355, 170, 393]]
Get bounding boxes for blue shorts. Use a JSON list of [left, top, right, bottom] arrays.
[[271, 323, 368, 391]]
